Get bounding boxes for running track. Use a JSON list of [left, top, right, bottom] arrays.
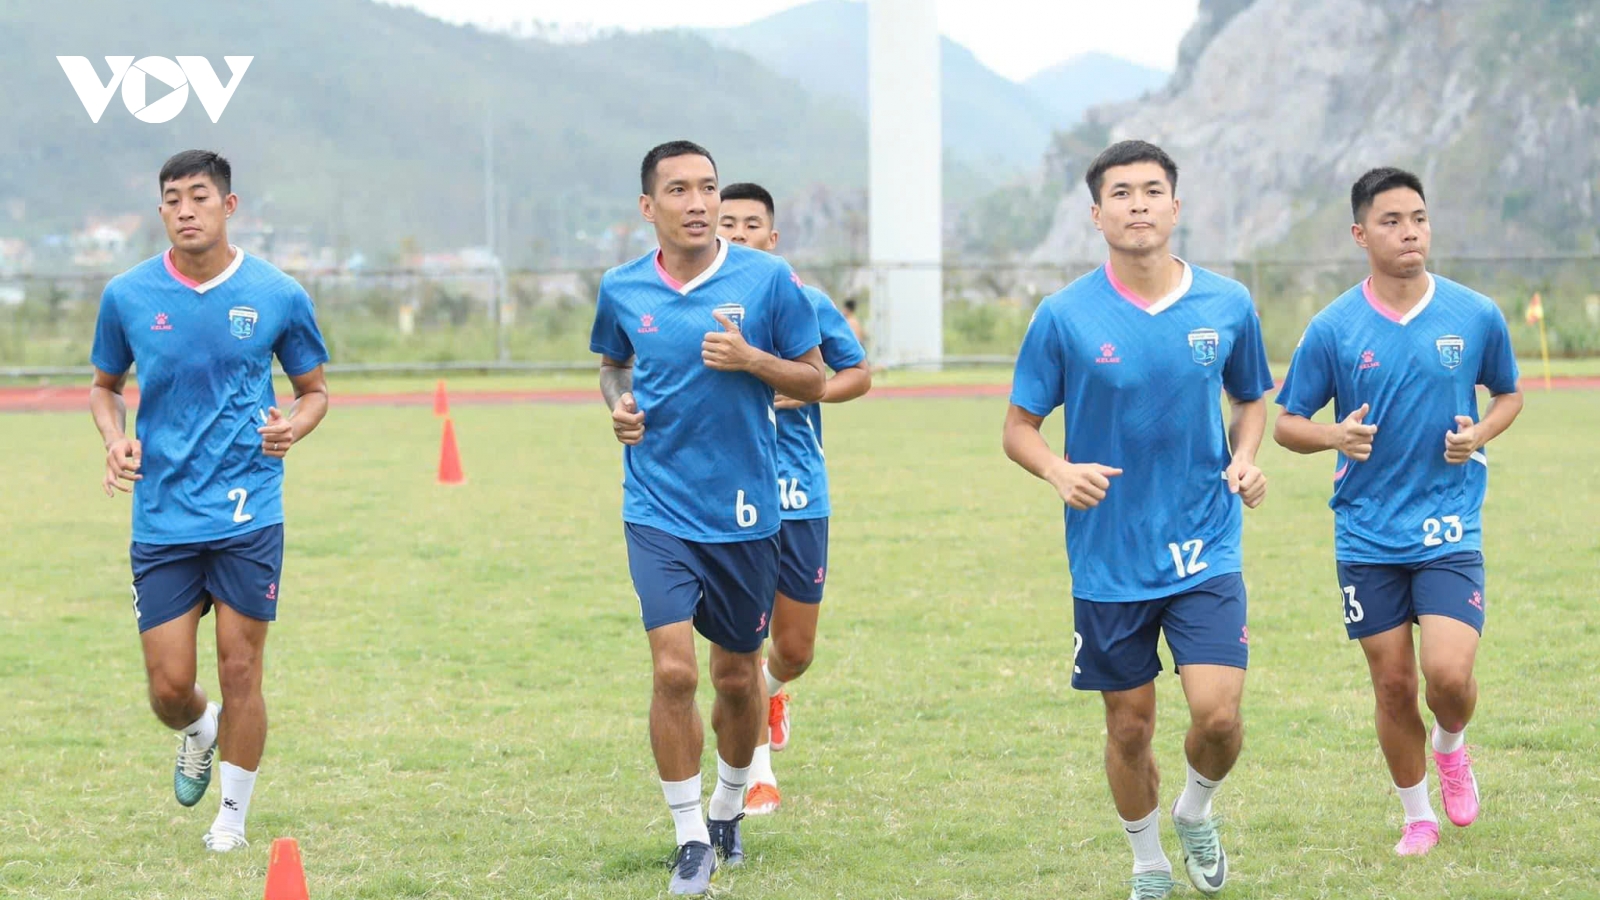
[[4, 378, 1597, 412]]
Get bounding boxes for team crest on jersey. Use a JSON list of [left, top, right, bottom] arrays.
[[712, 303, 746, 330], [228, 306, 259, 340], [1436, 335, 1464, 369], [1188, 328, 1219, 366]]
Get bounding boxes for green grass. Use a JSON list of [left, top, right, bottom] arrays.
[[2, 391, 1597, 899]]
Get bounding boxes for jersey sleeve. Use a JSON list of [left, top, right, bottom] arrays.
[[1478, 303, 1520, 395], [813, 291, 866, 371], [274, 285, 331, 377], [1009, 304, 1066, 417], [770, 268, 821, 360], [1223, 298, 1274, 401], [1275, 319, 1337, 417], [588, 276, 634, 361], [89, 282, 133, 375]]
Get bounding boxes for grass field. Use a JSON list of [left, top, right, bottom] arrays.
[[2, 386, 1597, 899]]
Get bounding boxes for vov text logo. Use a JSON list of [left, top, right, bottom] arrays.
[[56, 56, 253, 124]]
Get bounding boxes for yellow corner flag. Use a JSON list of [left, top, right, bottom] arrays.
[[1526, 292, 1551, 390]]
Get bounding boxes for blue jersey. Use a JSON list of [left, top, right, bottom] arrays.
[[1275, 274, 1519, 564], [776, 285, 866, 521], [1010, 262, 1274, 602], [90, 249, 329, 545], [589, 239, 821, 543]]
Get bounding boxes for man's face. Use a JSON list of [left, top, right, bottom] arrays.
[[717, 199, 777, 251], [640, 154, 719, 253], [1091, 161, 1179, 255], [1353, 187, 1430, 278], [159, 174, 235, 253]]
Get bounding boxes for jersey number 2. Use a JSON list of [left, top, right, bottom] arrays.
[[228, 487, 253, 524], [1167, 539, 1208, 578]]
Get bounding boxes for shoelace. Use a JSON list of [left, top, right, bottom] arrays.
[[176, 739, 214, 780], [671, 842, 711, 879], [1438, 751, 1475, 793], [1129, 871, 1174, 899], [1175, 818, 1221, 867], [708, 816, 742, 857]]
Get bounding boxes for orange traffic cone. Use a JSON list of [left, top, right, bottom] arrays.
[[438, 418, 465, 485], [263, 837, 309, 900], [433, 379, 450, 417]]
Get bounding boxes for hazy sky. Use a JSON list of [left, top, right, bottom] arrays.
[[380, 0, 1201, 80]]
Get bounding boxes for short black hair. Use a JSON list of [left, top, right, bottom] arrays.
[[640, 140, 716, 196], [1084, 140, 1178, 204], [1351, 167, 1426, 223], [720, 182, 775, 221], [843, 299, 857, 312], [159, 150, 231, 195]]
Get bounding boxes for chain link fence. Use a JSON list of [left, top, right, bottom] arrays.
[[4, 256, 1598, 375]]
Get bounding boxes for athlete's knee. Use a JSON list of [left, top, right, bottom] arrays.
[[709, 655, 761, 702], [1192, 704, 1242, 745], [147, 674, 193, 716], [770, 629, 815, 675], [1105, 704, 1156, 757], [216, 645, 263, 699], [1423, 664, 1474, 702], [1372, 668, 1419, 712], [652, 655, 699, 700]]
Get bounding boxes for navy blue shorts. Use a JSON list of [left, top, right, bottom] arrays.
[[130, 524, 284, 633], [624, 523, 779, 653], [776, 517, 829, 604], [1336, 551, 1485, 640], [1071, 572, 1249, 692]]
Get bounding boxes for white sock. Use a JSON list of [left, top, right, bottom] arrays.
[[764, 660, 786, 698], [661, 774, 710, 846], [1396, 776, 1438, 824], [181, 703, 218, 750], [1432, 724, 1465, 755], [1121, 807, 1171, 875], [210, 762, 257, 836], [749, 742, 777, 787], [707, 755, 749, 821], [1173, 763, 1221, 824]]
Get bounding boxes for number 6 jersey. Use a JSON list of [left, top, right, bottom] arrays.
[[589, 239, 821, 543], [1275, 273, 1520, 564]]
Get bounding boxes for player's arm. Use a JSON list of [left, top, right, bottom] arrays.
[[1445, 389, 1522, 464], [822, 362, 871, 403], [1224, 395, 1268, 508], [90, 367, 140, 496], [1002, 405, 1121, 510], [258, 366, 329, 459], [600, 355, 644, 445], [1274, 407, 1376, 460]]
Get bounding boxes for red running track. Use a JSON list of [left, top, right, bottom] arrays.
[[4, 378, 1597, 413]]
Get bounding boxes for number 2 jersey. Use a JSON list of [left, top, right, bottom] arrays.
[[1275, 273, 1519, 564], [589, 239, 821, 543], [90, 249, 329, 545], [1010, 261, 1274, 602]]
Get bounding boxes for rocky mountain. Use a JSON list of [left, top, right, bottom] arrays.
[[1030, 0, 1600, 263]]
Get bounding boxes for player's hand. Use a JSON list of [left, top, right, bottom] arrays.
[[1226, 458, 1268, 509], [1047, 461, 1123, 510], [773, 393, 806, 410], [702, 311, 756, 372], [612, 392, 645, 445], [1333, 403, 1377, 461], [103, 435, 142, 497], [257, 407, 296, 458], [1444, 415, 1479, 465]]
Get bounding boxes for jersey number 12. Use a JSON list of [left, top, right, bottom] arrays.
[[1167, 539, 1209, 577]]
